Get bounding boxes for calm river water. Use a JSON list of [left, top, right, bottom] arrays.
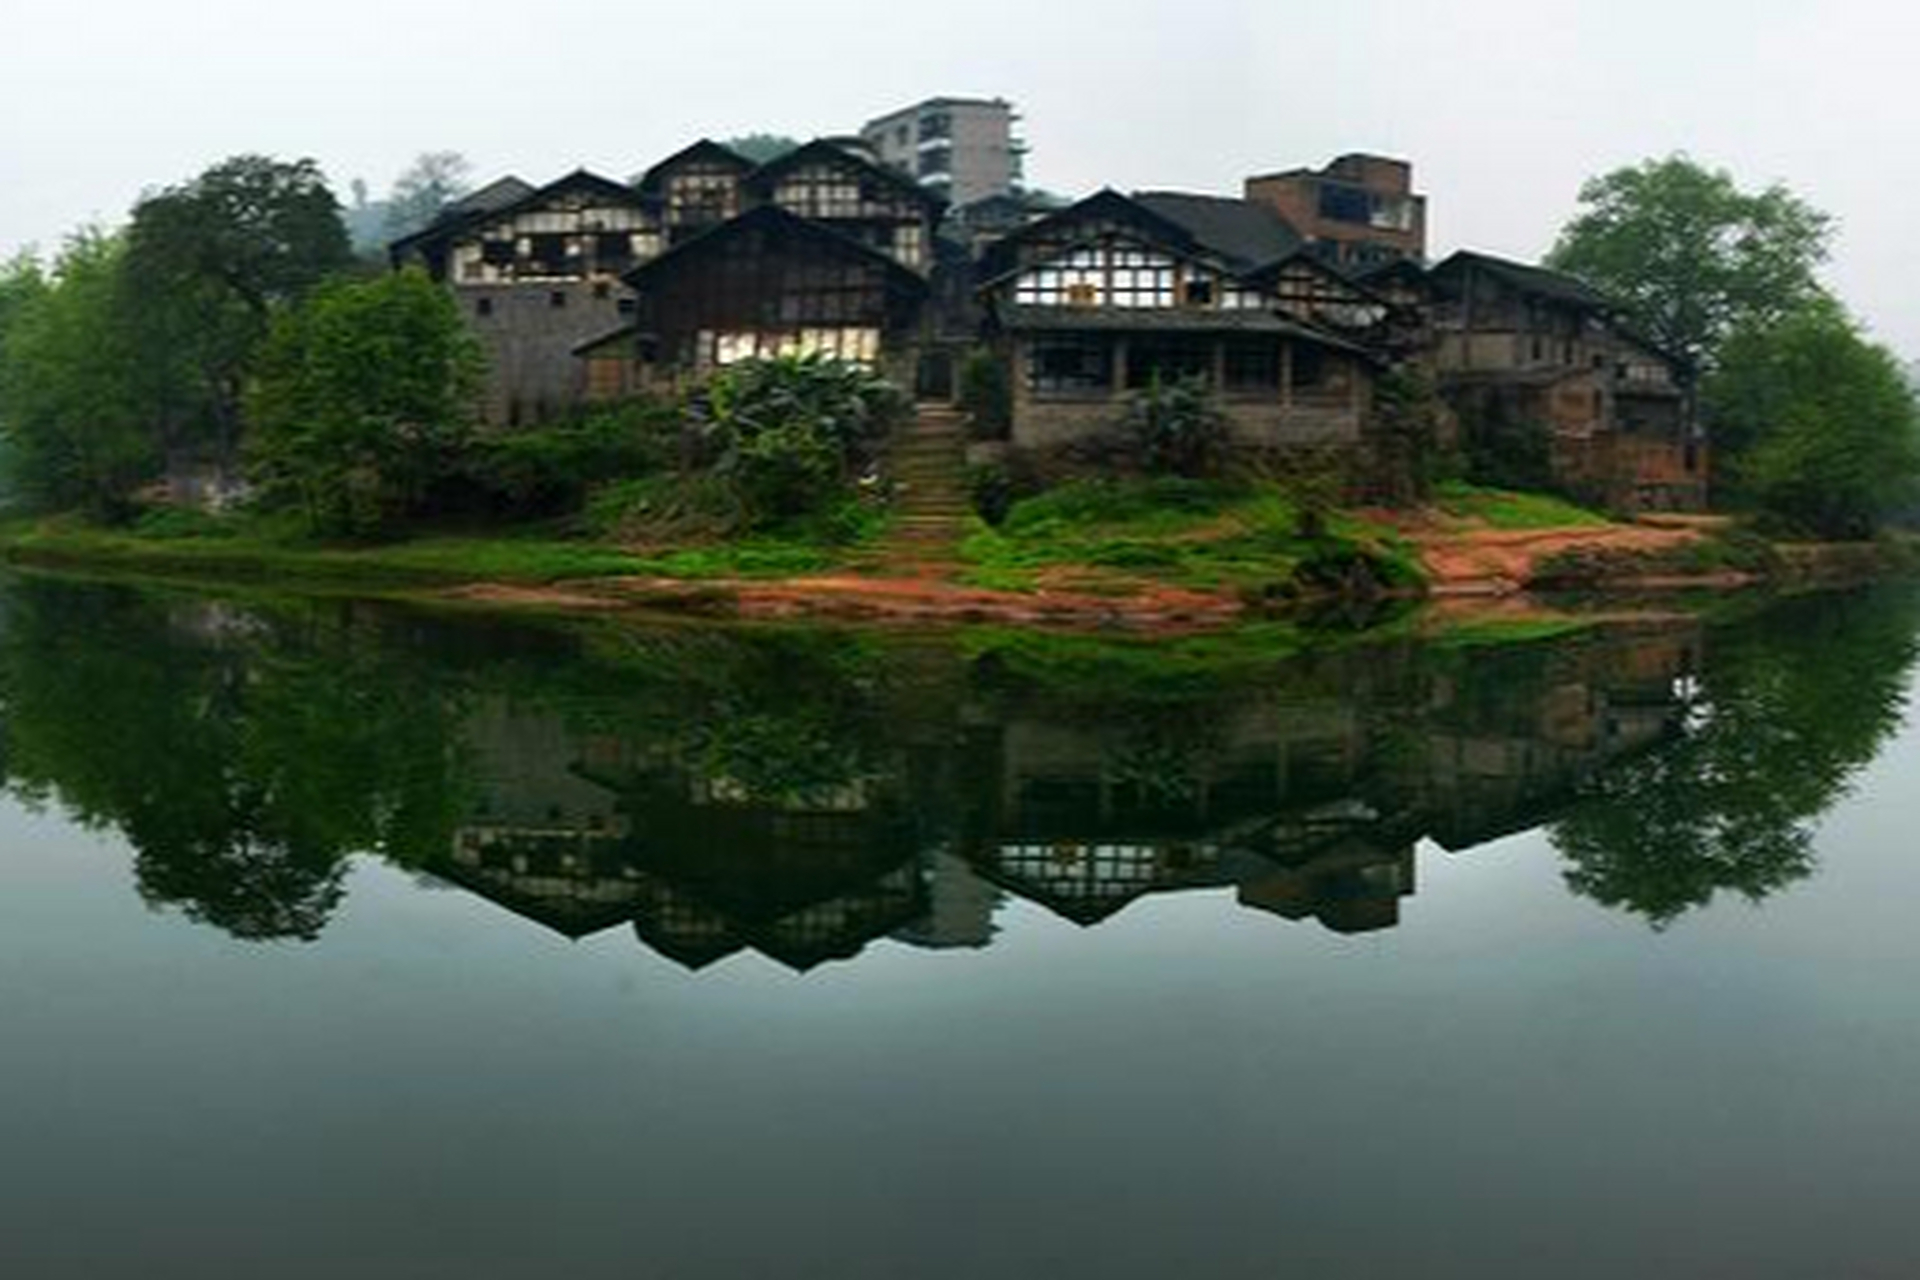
[[1, 575, 1917, 1278]]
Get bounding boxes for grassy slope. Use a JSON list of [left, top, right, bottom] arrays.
[[960, 478, 1424, 593]]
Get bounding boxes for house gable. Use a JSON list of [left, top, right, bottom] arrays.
[[746, 140, 942, 271], [636, 140, 755, 244], [401, 168, 658, 285], [621, 205, 930, 371], [996, 231, 1274, 313], [1247, 251, 1394, 331], [979, 189, 1206, 280]]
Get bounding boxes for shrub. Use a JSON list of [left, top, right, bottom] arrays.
[[1123, 375, 1231, 478], [688, 354, 907, 530], [958, 349, 1012, 440], [969, 463, 1017, 526], [461, 398, 679, 516]]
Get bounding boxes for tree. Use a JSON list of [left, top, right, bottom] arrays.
[[383, 150, 474, 241], [122, 154, 352, 464], [723, 134, 801, 165], [1547, 155, 1832, 370], [1704, 299, 1920, 536], [0, 232, 159, 514], [247, 267, 483, 535]]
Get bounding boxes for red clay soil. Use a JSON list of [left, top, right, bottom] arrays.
[[1377, 512, 1722, 597], [444, 572, 1243, 630]]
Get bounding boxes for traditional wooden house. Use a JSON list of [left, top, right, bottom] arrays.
[[390, 168, 654, 425], [576, 205, 933, 396], [975, 190, 1387, 455], [1429, 251, 1706, 511], [574, 139, 952, 398]]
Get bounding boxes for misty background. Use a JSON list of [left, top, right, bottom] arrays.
[[4, 0, 1915, 349]]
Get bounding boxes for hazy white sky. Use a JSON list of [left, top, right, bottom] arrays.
[[4, 0, 1917, 348]]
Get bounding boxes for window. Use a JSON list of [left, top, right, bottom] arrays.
[[1126, 339, 1212, 389], [1224, 339, 1280, 392], [527, 234, 574, 276], [1183, 277, 1215, 307], [592, 281, 611, 300], [475, 297, 493, 318], [549, 290, 567, 309], [1028, 336, 1114, 395], [918, 148, 952, 177], [1291, 344, 1327, 389], [1317, 183, 1371, 225], [919, 112, 952, 141], [480, 240, 514, 267], [617, 297, 637, 316]]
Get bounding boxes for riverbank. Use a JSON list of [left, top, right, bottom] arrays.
[[1, 490, 1910, 633]]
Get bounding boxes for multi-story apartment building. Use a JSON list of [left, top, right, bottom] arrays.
[[860, 96, 1024, 207]]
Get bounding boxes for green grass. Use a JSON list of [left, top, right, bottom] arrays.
[[1434, 480, 1610, 530], [959, 477, 1424, 594], [0, 508, 871, 591]]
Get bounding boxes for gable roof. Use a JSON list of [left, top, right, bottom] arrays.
[[746, 138, 945, 215], [621, 203, 931, 296], [389, 167, 644, 258], [443, 175, 535, 218], [1241, 247, 1396, 307], [634, 138, 754, 194], [1354, 257, 1430, 290], [978, 188, 1206, 280], [1432, 250, 1614, 312], [1131, 191, 1303, 270]]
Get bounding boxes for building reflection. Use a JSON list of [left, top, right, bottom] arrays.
[[428, 619, 1702, 971]]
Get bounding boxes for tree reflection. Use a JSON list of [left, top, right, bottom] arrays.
[[0, 583, 463, 941], [1551, 588, 1920, 926]]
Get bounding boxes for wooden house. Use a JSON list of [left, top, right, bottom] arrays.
[[577, 205, 932, 397], [390, 169, 654, 425], [575, 140, 951, 399], [975, 190, 1386, 455], [1429, 251, 1706, 511]]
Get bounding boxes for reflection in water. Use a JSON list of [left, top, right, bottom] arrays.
[[0, 576, 1914, 964]]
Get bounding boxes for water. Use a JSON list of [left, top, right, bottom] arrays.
[[0, 575, 1916, 1278]]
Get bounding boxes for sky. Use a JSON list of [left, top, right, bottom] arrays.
[[4, 0, 1918, 349]]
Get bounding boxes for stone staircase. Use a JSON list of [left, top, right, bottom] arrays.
[[877, 404, 971, 572]]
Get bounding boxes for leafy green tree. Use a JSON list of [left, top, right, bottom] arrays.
[[1705, 299, 1920, 536], [122, 154, 353, 464], [248, 267, 483, 535], [1547, 155, 1832, 370], [0, 232, 160, 513]]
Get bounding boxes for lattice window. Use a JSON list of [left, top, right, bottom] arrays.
[[1027, 336, 1114, 394]]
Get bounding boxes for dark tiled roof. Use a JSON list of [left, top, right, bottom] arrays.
[[622, 204, 929, 295], [746, 138, 944, 216], [1131, 192, 1302, 269], [634, 139, 754, 193], [389, 168, 642, 257], [1434, 250, 1613, 312], [443, 176, 535, 218]]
